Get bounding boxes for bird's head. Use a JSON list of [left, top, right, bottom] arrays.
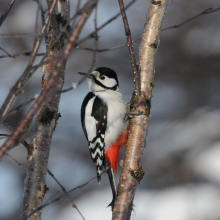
[[79, 67, 119, 92]]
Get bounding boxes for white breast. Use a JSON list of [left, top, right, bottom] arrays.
[[84, 96, 97, 143], [95, 90, 126, 150]]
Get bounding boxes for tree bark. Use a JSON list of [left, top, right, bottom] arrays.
[[20, 0, 98, 219], [112, 1, 169, 219], [21, 1, 68, 219]]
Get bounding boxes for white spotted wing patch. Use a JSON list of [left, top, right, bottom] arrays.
[[81, 93, 107, 183]]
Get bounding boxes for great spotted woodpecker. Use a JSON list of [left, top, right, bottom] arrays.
[[80, 67, 128, 209]]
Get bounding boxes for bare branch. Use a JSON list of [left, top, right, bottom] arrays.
[[0, 51, 44, 59], [5, 152, 21, 165], [1, 5, 219, 60], [29, 0, 57, 66], [63, 0, 98, 59], [21, 0, 69, 218], [112, 0, 169, 219], [0, 0, 58, 126], [0, 0, 98, 172], [76, 36, 141, 52], [0, 33, 35, 38], [87, 2, 98, 73], [44, 191, 59, 204], [47, 169, 85, 220], [0, 0, 15, 27], [78, 6, 220, 52], [0, 138, 22, 165], [2, 120, 29, 165], [0, 134, 19, 164], [0, 134, 10, 137], [71, 0, 81, 28], [0, 0, 136, 62], [3, 120, 30, 149], [76, 0, 137, 45], [162, 6, 220, 31], [25, 172, 105, 219], [0, 67, 57, 159], [6, 97, 36, 118], [118, 0, 139, 97], [0, 46, 13, 58]]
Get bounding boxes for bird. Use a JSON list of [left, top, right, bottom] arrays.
[[80, 67, 128, 209]]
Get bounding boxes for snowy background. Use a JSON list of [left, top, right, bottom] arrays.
[[0, 0, 220, 219]]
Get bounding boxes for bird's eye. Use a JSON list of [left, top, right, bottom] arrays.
[[100, 76, 105, 80]]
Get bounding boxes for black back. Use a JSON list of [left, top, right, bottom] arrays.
[[81, 92, 108, 182]]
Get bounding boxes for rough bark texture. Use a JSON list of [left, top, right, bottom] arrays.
[[21, 1, 68, 219], [112, 1, 169, 219], [140, 0, 169, 96], [20, 1, 98, 219]]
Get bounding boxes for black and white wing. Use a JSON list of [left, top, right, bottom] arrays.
[[81, 92, 108, 182]]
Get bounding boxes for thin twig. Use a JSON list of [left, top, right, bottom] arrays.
[[5, 152, 21, 165], [0, 0, 15, 27], [0, 138, 22, 165], [76, 0, 136, 46], [161, 7, 220, 31], [0, 51, 44, 59], [61, 2, 100, 94], [0, 46, 13, 58], [0, 134, 10, 137], [0, 0, 58, 125], [0, 0, 136, 61], [0, 33, 35, 38], [1, 124, 29, 171], [0, 134, 21, 165], [118, 0, 139, 96], [1, 121, 29, 166], [47, 169, 85, 220], [6, 97, 36, 118], [44, 191, 59, 204], [34, 0, 41, 41], [0, 0, 98, 159], [39, 0, 48, 43], [60, 78, 83, 93], [0, 88, 51, 157], [29, 0, 58, 66], [79, 6, 220, 52], [87, 2, 99, 73], [61, 1, 99, 93], [24, 174, 98, 220], [76, 36, 141, 52], [71, 0, 81, 28], [1, 5, 219, 59], [3, 121, 30, 149]]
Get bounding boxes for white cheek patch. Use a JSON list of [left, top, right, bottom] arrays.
[[100, 77, 117, 88]]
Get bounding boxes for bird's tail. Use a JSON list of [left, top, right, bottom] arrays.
[[104, 159, 117, 210]]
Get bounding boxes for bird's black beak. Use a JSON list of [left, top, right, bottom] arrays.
[[78, 72, 93, 79]]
